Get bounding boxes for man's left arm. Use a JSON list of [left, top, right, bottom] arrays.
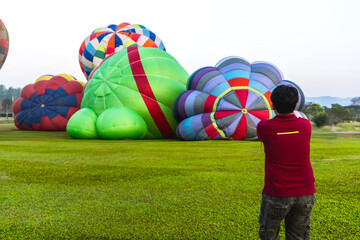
[[256, 121, 266, 142]]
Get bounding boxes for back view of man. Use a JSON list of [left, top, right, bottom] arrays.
[[257, 85, 316, 240]]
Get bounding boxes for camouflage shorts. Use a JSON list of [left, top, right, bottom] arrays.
[[258, 193, 316, 240]]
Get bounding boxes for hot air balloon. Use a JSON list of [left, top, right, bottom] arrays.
[[173, 56, 306, 140], [67, 45, 189, 139], [13, 74, 85, 131], [0, 18, 9, 70], [79, 22, 166, 80]]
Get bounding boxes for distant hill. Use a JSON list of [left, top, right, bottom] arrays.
[[306, 96, 353, 108]]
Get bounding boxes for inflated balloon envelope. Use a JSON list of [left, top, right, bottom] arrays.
[[173, 56, 307, 141], [0, 18, 9, 70], [67, 45, 189, 139], [79, 23, 166, 80]]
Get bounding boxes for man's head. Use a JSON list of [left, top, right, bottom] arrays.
[[270, 85, 299, 114]]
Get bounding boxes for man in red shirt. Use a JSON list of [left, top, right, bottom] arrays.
[[257, 85, 316, 240]]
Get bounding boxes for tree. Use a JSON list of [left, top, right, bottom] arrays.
[[0, 85, 6, 100], [5, 87, 18, 99], [302, 102, 325, 121], [346, 105, 360, 121], [351, 97, 360, 106], [326, 104, 352, 125], [313, 112, 328, 128], [344, 108, 356, 122], [1, 98, 12, 118], [0, 85, 21, 101]]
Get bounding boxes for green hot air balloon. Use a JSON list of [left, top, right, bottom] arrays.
[[67, 45, 189, 139]]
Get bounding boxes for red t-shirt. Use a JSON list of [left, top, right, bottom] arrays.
[[257, 114, 316, 197]]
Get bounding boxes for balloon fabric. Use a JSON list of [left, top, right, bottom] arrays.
[[79, 23, 166, 80], [67, 45, 189, 139], [173, 56, 306, 141], [0, 18, 9, 70], [13, 74, 85, 131]]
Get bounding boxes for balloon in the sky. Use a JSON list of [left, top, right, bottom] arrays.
[[173, 56, 305, 141], [67, 45, 189, 139], [0, 18, 9, 70], [79, 22, 166, 80], [13, 74, 85, 131]]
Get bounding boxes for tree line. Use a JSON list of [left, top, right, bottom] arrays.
[[303, 97, 360, 127], [0, 85, 22, 117]]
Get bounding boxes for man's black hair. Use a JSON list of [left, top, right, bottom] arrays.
[[270, 85, 299, 114]]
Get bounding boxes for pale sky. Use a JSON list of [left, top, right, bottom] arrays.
[[0, 0, 359, 98]]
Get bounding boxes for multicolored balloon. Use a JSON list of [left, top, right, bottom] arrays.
[[0, 18, 9, 70], [79, 22, 166, 80], [13, 74, 85, 131], [173, 56, 305, 140], [67, 45, 189, 139]]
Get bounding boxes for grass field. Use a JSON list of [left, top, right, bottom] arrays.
[[312, 122, 360, 133], [0, 122, 359, 239]]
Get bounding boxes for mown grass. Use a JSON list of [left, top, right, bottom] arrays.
[[312, 121, 360, 133], [0, 123, 359, 239]]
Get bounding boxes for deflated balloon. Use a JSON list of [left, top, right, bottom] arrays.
[[67, 45, 189, 139], [79, 22, 166, 79], [173, 56, 306, 140], [13, 74, 85, 131]]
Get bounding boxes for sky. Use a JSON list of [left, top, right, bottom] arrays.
[[0, 0, 359, 98]]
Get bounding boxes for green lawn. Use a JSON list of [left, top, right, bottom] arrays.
[[0, 123, 359, 239], [311, 121, 360, 133]]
